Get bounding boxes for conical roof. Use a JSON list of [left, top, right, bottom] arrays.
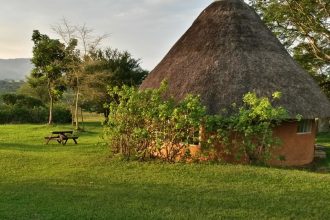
[[141, 0, 330, 119]]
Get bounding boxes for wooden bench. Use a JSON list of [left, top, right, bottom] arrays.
[[45, 131, 79, 145]]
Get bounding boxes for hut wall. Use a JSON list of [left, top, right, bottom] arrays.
[[169, 121, 316, 166], [196, 121, 316, 166], [271, 121, 316, 166]]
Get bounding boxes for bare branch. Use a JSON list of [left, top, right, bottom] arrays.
[[51, 18, 76, 45]]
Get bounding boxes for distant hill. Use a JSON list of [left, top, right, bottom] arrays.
[[0, 58, 33, 80], [0, 79, 24, 94]]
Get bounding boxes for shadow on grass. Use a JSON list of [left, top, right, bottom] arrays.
[[0, 143, 47, 151], [0, 142, 104, 153], [1, 179, 329, 219], [238, 150, 330, 174], [264, 154, 330, 174], [307, 147, 330, 173]]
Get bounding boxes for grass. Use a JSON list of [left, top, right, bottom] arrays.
[[314, 132, 330, 171], [316, 132, 330, 148], [1, 121, 330, 219]]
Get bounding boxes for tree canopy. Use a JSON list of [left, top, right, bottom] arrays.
[[30, 30, 77, 124], [82, 48, 148, 118]]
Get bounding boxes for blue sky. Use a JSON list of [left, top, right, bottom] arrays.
[[0, 0, 215, 70]]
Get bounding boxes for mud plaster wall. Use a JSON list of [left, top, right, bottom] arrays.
[[271, 121, 316, 166]]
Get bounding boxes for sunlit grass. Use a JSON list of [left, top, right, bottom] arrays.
[[0, 122, 330, 219]]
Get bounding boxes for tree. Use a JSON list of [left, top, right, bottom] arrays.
[[30, 30, 76, 124], [51, 19, 107, 129], [249, 0, 330, 97], [82, 48, 148, 120]]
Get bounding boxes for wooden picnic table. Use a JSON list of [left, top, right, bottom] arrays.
[[45, 130, 78, 145]]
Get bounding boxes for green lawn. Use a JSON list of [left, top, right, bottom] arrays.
[[1, 122, 330, 219]]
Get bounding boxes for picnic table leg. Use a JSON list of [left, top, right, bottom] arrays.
[[73, 138, 78, 144], [62, 139, 68, 145], [45, 137, 51, 144]]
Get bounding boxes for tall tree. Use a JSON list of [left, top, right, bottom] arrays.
[[249, 0, 330, 97], [52, 19, 107, 129], [30, 30, 76, 124], [82, 48, 148, 119]]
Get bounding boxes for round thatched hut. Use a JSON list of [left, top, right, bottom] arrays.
[[141, 0, 330, 166]]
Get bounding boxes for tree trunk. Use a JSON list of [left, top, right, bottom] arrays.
[[71, 98, 75, 126], [80, 107, 85, 131], [49, 97, 53, 125], [104, 108, 109, 123], [74, 87, 79, 130], [47, 79, 53, 125]]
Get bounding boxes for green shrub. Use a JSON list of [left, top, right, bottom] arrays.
[[52, 105, 72, 123], [2, 93, 44, 107], [11, 105, 30, 123], [104, 82, 206, 162], [30, 106, 48, 123], [0, 105, 47, 124], [0, 93, 48, 124], [0, 104, 70, 124], [104, 82, 289, 164], [0, 106, 12, 123]]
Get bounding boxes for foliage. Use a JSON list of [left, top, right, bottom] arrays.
[[317, 132, 330, 148], [30, 30, 77, 124], [52, 104, 72, 124], [1, 93, 44, 108], [0, 80, 24, 95], [0, 94, 71, 124], [249, 0, 330, 97], [18, 78, 50, 103], [0, 105, 45, 124], [31, 30, 67, 81], [0, 104, 71, 124], [82, 48, 149, 118], [91, 48, 148, 86], [104, 82, 288, 164], [104, 82, 206, 162], [205, 92, 289, 164], [312, 73, 330, 99], [51, 19, 108, 130]]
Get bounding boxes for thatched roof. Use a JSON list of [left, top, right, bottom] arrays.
[[141, 0, 330, 119]]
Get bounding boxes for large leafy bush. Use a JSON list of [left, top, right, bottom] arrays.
[[104, 82, 206, 162], [104, 83, 288, 164]]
